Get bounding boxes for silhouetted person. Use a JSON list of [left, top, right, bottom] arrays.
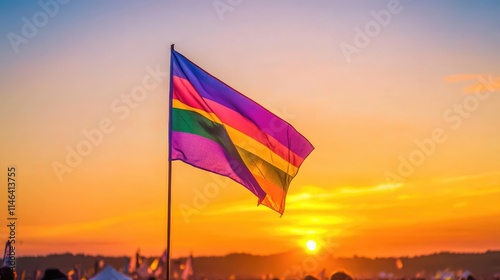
[[330, 271, 353, 280], [40, 269, 66, 280], [467, 276, 476, 280], [460, 271, 476, 280], [0, 266, 15, 280], [304, 275, 318, 280]]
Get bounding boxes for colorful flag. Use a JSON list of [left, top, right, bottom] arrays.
[[149, 258, 160, 272], [160, 250, 167, 263], [136, 258, 150, 279], [1, 240, 12, 267], [154, 265, 163, 278], [170, 49, 314, 214], [152, 249, 167, 277], [180, 255, 194, 280]]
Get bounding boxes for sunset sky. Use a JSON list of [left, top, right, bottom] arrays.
[[1, 1, 500, 259]]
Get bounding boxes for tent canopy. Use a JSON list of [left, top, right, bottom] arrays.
[[90, 265, 132, 280]]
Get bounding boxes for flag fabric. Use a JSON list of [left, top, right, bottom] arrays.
[[153, 265, 163, 278], [2, 240, 12, 267], [153, 250, 167, 278], [136, 258, 150, 279], [149, 258, 160, 273], [180, 255, 194, 280], [170, 49, 314, 214], [160, 250, 167, 263], [127, 254, 136, 274], [74, 265, 81, 280]]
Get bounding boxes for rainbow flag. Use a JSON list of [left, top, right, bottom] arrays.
[[169, 49, 314, 214]]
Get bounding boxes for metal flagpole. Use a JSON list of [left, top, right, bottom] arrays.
[[166, 43, 175, 280]]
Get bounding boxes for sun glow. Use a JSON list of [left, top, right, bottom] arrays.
[[306, 240, 317, 252]]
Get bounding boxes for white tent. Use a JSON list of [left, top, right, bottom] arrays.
[[90, 265, 132, 280]]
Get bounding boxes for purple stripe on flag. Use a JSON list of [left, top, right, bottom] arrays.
[[171, 131, 267, 200]]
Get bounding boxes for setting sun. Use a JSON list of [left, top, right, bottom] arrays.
[[306, 240, 317, 252]]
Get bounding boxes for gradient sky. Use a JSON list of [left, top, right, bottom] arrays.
[[1, 0, 500, 258]]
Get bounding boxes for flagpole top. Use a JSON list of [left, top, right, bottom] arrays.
[[171, 44, 175, 50]]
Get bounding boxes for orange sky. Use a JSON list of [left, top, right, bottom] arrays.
[[1, 1, 500, 258]]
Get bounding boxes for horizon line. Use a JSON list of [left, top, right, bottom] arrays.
[[15, 248, 500, 260]]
